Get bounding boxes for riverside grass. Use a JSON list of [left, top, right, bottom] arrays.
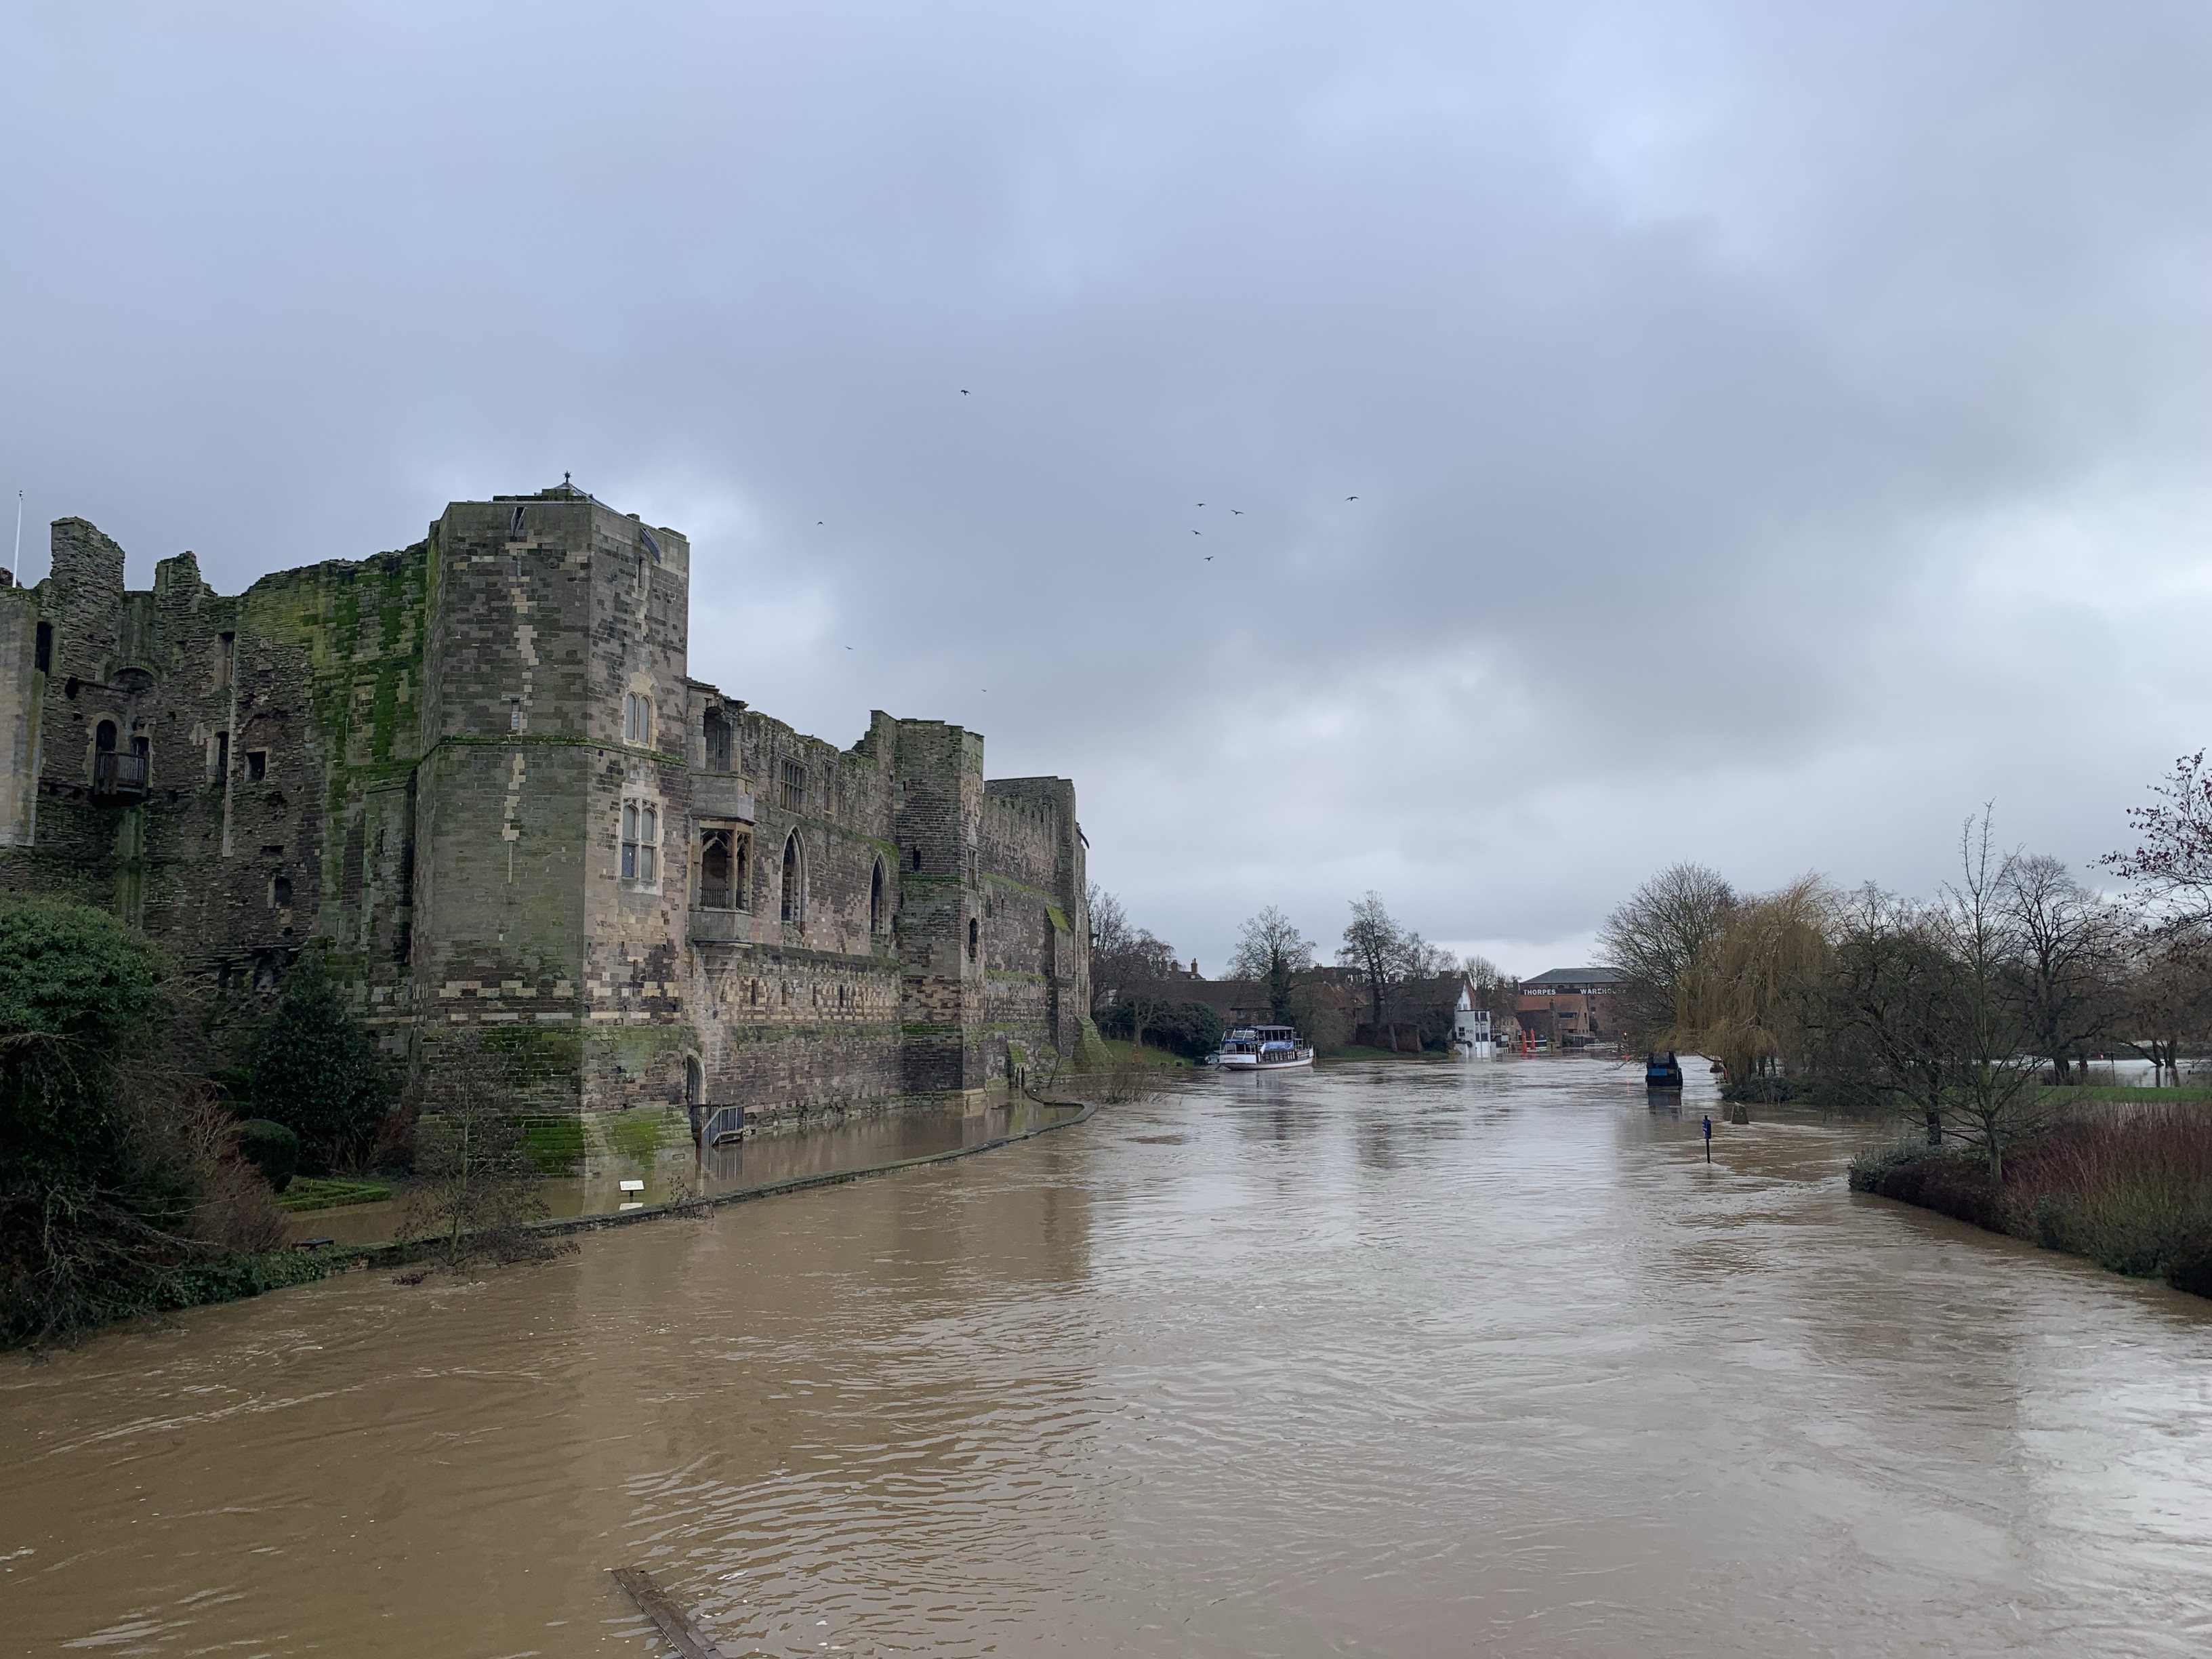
[[1852, 1099, 2212, 1296]]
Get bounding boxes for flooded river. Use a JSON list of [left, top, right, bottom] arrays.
[[7, 1059, 2212, 1656]]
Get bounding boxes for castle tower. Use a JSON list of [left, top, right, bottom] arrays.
[[409, 485, 693, 1115], [890, 720, 988, 1094]]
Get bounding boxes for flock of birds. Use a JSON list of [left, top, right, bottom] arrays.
[[1187, 496, 1357, 560], [809, 389, 1364, 680]]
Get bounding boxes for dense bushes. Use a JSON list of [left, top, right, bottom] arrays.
[[251, 946, 394, 1172], [0, 897, 296, 1346], [1853, 1102, 2212, 1296], [1095, 998, 1223, 1061], [238, 1120, 300, 1192]]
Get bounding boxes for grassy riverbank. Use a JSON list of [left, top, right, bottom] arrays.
[[1851, 1101, 2212, 1297]]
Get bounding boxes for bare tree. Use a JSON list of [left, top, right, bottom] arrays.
[[400, 1035, 549, 1266], [1338, 892, 1406, 1038], [1996, 853, 2125, 1082], [1229, 907, 1315, 1021], [1931, 811, 2048, 1181], [1086, 883, 1180, 1010], [2121, 923, 2212, 1086], [1599, 863, 1736, 1048], [2103, 751, 2212, 925], [1087, 882, 1132, 966], [1335, 894, 1451, 1048], [1822, 884, 1961, 1145]]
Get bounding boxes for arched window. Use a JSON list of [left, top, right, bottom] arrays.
[[95, 719, 117, 754], [621, 800, 659, 881], [968, 917, 979, 962], [780, 833, 804, 923], [869, 860, 887, 935], [623, 693, 653, 745], [910, 845, 922, 872]]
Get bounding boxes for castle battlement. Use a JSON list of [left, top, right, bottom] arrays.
[[0, 488, 1092, 1141]]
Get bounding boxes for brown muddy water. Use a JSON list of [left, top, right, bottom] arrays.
[[7, 1059, 2212, 1656]]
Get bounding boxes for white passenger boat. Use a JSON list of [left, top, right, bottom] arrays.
[[1218, 1024, 1315, 1070]]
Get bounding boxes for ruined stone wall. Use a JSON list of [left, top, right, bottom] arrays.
[[672, 705, 906, 1121], [0, 488, 1094, 1136], [979, 778, 1090, 1069], [0, 519, 430, 1041]]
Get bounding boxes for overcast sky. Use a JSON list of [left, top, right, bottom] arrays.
[[5, 2, 2209, 976]]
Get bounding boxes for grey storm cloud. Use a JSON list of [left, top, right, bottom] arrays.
[[4, 1, 2209, 972]]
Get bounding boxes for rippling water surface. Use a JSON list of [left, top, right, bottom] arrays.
[[7, 1059, 2212, 1656]]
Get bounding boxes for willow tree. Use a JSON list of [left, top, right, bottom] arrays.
[[1678, 876, 1837, 1082]]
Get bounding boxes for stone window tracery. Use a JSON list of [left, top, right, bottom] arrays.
[[624, 693, 653, 746], [621, 800, 659, 882]]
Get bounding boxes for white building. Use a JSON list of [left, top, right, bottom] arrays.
[[1451, 986, 1495, 1059]]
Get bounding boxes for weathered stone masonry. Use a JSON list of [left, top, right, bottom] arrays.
[[0, 485, 1093, 1142]]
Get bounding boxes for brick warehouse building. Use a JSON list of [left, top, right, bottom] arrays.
[[0, 484, 1096, 1149]]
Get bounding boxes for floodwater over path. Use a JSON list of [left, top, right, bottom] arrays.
[[7, 1059, 2212, 1656]]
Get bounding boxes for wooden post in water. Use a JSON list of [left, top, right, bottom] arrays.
[[1702, 1113, 1713, 1164], [611, 1566, 728, 1659]]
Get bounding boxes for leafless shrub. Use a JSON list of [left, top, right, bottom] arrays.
[[1092, 1049, 1168, 1105], [398, 1035, 552, 1266]]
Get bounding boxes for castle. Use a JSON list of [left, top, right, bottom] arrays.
[[0, 484, 1097, 1152]]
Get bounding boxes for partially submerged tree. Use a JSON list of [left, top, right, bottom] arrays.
[[400, 1034, 548, 1266], [1821, 886, 1961, 1143], [1931, 813, 2049, 1180], [251, 946, 393, 1173], [1996, 853, 2124, 1082], [1599, 863, 1736, 1048], [2120, 924, 2212, 1087], [1229, 907, 1315, 1021], [1679, 876, 1836, 1084], [1335, 894, 1451, 1048]]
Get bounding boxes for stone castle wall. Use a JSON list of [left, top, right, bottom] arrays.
[[0, 485, 1092, 1139]]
